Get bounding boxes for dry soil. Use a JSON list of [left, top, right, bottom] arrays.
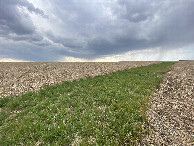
[[143, 61, 194, 145], [0, 61, 159, 98]]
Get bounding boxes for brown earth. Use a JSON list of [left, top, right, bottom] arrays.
[[0, 61, 160, 98], [143, 61, 194, 145]]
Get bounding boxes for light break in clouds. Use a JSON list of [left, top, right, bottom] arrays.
[[0, 0, 194, 62]]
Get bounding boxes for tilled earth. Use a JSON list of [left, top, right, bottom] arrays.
[[0, 61, 159, 98], [143, 61, 194, 145]]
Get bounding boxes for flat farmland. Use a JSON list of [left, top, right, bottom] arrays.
[[0, 61, 193, 145], [0, 61, 160, 98], [1, 62, 173, 145]]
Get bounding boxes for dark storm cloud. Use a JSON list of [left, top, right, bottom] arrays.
[[43, 0, 194, 59], [0, 0, 194, 61], [0, 42, 61, 62], [87, 37, 148, 58], [0, 0, 45, 37], [83, 0, 194, 58]]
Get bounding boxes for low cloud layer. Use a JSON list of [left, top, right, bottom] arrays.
[[0, 0, 193, 61]]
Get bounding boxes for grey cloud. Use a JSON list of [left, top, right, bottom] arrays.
[[117, 0, 155, 23], [15, 33, 43, 43], [81, 0, 194, 58], [146, 0, 194, 48], [0, 0, 194, 61], [85, 36, 149, 59], [45, 1, 146, 57], [0, 41, 60, 62], [19, 1, 45, 16], [0, 0, 45, 36]]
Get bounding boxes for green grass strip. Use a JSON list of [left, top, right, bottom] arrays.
[[0, 62, 174, 145]]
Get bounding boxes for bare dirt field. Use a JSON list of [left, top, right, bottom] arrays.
[[143, 60, 194, 145], [0, 61, 160, 98]]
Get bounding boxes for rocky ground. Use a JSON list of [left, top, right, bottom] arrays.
[[143, 61, 194, 145], [0, 61, 159, 98]]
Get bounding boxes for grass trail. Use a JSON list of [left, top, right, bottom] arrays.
[[0, 62, 174, 145]]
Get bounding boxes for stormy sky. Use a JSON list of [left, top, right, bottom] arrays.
[[0, 0, 194, 62]]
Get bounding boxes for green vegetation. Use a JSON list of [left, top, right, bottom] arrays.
[[0, 62, 174, 145]]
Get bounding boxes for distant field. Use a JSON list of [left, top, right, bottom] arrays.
[[0, 62, 174, 145], [0, 61, 162, 97]]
